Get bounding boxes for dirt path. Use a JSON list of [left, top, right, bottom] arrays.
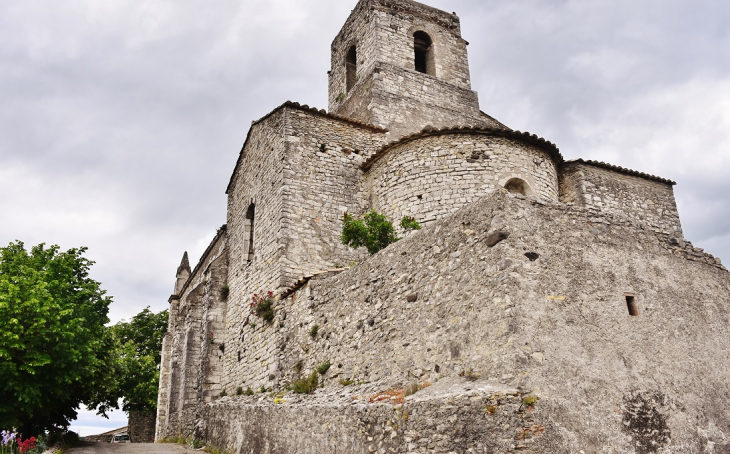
[[65, 442, 189, 453]]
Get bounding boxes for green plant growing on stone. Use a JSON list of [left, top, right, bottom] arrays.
[[523, 395, 539, 407], [249, 290, 275, 323], [316, 360, 331, 375], [309, 324, 319, 338], [221, 284, 230, 300], [339, 379, 354, 386], [486, 405, 498, 415], [236, 386, 243, 396], [459, 368, 479, 381], [399, 216, 422, 234], [341, 210, 421, 255], [244, 386, 254, 396], [336, 92, 345, 102], [289, 371, 319, 394], [219, 389, 227, 397]]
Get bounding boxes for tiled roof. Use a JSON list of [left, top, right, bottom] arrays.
[[564, 159, 676, 185], [361, 126, 563, 170]]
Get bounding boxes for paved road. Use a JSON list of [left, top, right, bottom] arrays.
[[66, 442, 189, 453]]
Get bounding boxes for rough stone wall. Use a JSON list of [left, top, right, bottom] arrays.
[[280, 107, 387, 285], [128, 411, 155, 443], [157, 231, 228, 439], [329, 0, 489, 138], [259, 191, 728, 452], [224, 110, 287, 394], [366, 133, 559, 225], [200, 379, 551, 454], [561, 162, 682, 235]]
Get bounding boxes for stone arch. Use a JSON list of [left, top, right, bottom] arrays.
[[346, 45, 357, 92], [414, 31, 435, 75], [504, 178, 532, 196]]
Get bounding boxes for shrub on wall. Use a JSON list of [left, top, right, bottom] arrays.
[[341, 210, 421, 255]]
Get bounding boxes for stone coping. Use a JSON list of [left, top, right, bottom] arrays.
[[175, 224, 227, 299], [226, 101, 387, 194], [361, 126, 564, 170], [564, 158, 677, 185]]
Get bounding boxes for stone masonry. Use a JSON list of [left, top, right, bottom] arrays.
[[156, 0, 728, 452]]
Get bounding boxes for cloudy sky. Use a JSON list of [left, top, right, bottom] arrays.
[[2, 0, 728, 435]]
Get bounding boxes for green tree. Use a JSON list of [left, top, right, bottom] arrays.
[[341, 210, 421, 255], [108, 308, 168, 414], [0, 241, 115, 436]]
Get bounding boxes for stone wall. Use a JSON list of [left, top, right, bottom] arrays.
[[235, 190, 729, 452], [128, 411, 155, 443], [280, 107, 387, 285], [329, 0, 489, 138], [200, 379, 550, 454], [224, 109, 288, 394], [365, 132, 560, 225], [158, 229, 228, 439], [561, 161, 682, 235]]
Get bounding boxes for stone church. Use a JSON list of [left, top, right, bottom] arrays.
[[156, 0, 730, 452]]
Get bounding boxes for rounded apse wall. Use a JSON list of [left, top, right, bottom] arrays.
[[365, 132, 560, 225]]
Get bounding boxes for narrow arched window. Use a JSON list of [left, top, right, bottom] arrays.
[[504, 178, 531, 196], [346, 46, 357, 92], [245, 203, 255, 262], [414, 31, 434, 75]]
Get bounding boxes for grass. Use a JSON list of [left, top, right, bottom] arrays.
[[244, 386, 254, 396], [459, 368, 480, 381], [339, 378, 354, 386], [523, 395, 539, 407], [316, 360, 331, 375], [289, 371, 319, 394], [309, 324, 319, 338], [236, 386, 243, 396]]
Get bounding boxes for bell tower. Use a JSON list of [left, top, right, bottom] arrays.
[[328, 0, 498, 138]]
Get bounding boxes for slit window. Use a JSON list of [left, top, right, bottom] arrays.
[[414, 31, 434, 75], [625, 294, 639, 316], [346, 46, 357, 92], [245, 203, 255, 262]]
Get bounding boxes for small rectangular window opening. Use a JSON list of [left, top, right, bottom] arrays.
[[625, 293, 639, 317]]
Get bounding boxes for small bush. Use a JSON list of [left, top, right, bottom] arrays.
[[244, 386, 254, 396], [341, 210, 421, 255], [316, 360, 331, 375], [191, 438, 203, 449], [219, 389, 227, 397], [251, 291, 275, 322], [309, 324, 319, 338], [289, 371, 319, 394], [236, 386, 243, 396], [399, 216, 422, 233], [523, 395, 539, 407]]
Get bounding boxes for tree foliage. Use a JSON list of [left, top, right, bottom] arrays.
[[111, 308, 168, 414], [341, 210, 421, 255], [0, 242, 115, 436], [89, 307, 168, 416]]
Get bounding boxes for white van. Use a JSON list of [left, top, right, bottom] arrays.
[[111, 433, 131, 443]]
